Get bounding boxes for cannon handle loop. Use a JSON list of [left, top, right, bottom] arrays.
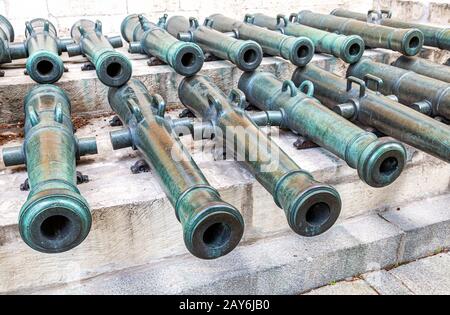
[[368, 9, 392, 20], [347, 76, 366, 98], [276, 14, 289, 27], [126, 99, 144, 123], [299, 80, 315, 97], [289, 13, 299, 23], [25, 22, 34, 36], [157, 14, 168, 28], [189, 17, 200, 30], [282, 80, 299, 97], [95, 20, 102, 34], [244, 14, 255, 24], [54, 103, 63, 123], [364, 74, 384, 93], [27, 106, 40, 127], [228, 88, 247, 110], [204, 17, 214, 28], [152, 94, 167, 118]]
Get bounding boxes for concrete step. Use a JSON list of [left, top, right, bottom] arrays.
[[13, 193, 450, 295], [0, 46, 448, 127]]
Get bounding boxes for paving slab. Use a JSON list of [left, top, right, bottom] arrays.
[[305, 280, 378, 295], [389, 253, 450, 295], [362, 270, 414, 295]]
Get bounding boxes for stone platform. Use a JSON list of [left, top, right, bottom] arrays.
[[0, 47, 449, 295]]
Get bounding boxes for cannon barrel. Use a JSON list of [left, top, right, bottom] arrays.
[[67, 19, 132, 87], [0, 18, 72, 83], [392, 56, 450, 84], [2, 85, 98, 253], [208, 14, 315, 66], [249, 13, 364, 64], [121, 14, 204, 76], [292, 64, 450, 163], [178, 75, 342, 237], [295, 10, 424, 56], [163, 15, 263, 72], [108, 79, 244, 259], [348, 58, 450, 120], [239, 71, 406, 187], [331, 8, 450, 51]]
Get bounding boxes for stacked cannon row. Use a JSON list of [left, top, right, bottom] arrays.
[[1, 9, 449, 260]]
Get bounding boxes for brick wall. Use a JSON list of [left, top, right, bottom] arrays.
[[0, 0, 448, 40]]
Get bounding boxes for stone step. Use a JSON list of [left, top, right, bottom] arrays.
[[0, 111, 449, 294], [0, 46, 448, 127], [14, 193, 450, 295]]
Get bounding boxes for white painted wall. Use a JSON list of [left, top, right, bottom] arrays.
[[0, 0, 447, 39]]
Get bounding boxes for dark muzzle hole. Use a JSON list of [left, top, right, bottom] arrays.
[[181, 52, 196, 68], [379, 157, 399, 176], [348, 43, 361, 56], [297, 45, 310, 59], [243, 48, 258, 64], [305, 203, 331, 227], [106, 62, 123, 78], [409, 36, 420, 49], [36, 60, 54, 76], [203, 223, 231, 249], [40, 215, 73, 241]]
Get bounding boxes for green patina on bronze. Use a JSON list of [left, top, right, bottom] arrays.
[[294, 10, 424, 56], [392, 56, 450, 84], [108, 79, 244, 260], [348, 58, 450, 121], [248, 13, 364, 64], [161, 15, 263, 72], [207, 14, 315, 66], [331, 8, 450, 51], [178, 75, 342, 237], [121, 14, 204, 76], [2, 85, 98, 253], [292, 64, 450, 163], [0, 17, 72, 83], [67, 19, 132, 87], [239, 71, 407, 188]]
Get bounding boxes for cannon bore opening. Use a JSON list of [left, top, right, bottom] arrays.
[[40, 215, 73, 241], [202, 222, 232, 249], [36, 60, 55, 76], [297, 45, 310, 59], [348, 43, 361, 56], [305, 202, 332, 227], [379, 156, 399, 177], [181, 52, 196, 68], [106, 62, 123, 79], [408, 36, 421, 49], [243, 48, 258, 64]]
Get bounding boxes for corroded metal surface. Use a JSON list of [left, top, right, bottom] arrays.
[[2, 85, 98, 253], [294, 10, 424, 56], [393, 56, 450, 84], [121, 14, 204, 76], [207, 14, 315, 66], [348, 58, 450, 120], [178, 75, 342, 237], [239, 71, 406, 187], [292, 64, 450, 163], [0, 18, 71, 83], [331, 8, 450, 51], [163, 15, 263, 72], [249, 13, 364, 64], [67, 19, 132, 87], [108, 79, 244, 260]]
